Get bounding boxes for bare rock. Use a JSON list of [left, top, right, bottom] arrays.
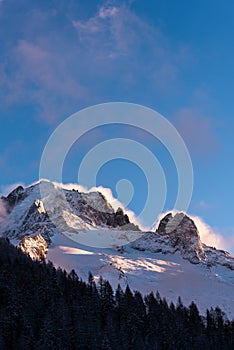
[[18, 234, 48, 261]]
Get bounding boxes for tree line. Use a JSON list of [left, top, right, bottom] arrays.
[[0, 238, 233, 349]]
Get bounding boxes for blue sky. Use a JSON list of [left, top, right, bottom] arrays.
[[0, 0, 234, 250]]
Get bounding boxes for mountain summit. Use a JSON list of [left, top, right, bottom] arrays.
[[157, 212, 206, 263], [132, 211, 234, 268], [0, 181, 234, 317], [0, 181, 233, 269]]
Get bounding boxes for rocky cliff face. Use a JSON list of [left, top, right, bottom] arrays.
[[132, 212, 234, 269], [18, 234, 48, 260], [0, 181, 139, 260], [65, 190, 136, 229], [0, 182, 234, 269], [157, 212, 206, 263], [1, 185, 27, 213]]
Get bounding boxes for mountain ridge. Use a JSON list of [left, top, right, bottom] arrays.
[[1, 180, 234, 317], [1, 180, 233, 269]]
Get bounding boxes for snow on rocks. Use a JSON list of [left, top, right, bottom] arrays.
[[18, 234, 48, 260]]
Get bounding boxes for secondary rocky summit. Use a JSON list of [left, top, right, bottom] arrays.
[[132, 212, 234, 269]]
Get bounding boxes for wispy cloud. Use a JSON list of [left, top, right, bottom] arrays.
[[72, 2, 150, 58], [0, 0, 192, 124], [54, 181, 146, 230], [190, 215, 229, 250], [99, 6, 119, 19], [153, 210, 232, 252], [12, 39, 85, 123], [56, 182, 234, 250]]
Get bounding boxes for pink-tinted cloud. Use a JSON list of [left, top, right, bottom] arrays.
[[153, 211, 233, 252], [190, 215, 228, 250], [0, 1, 193, 123], [72, 4, 136, 58], [13, 40, 85, 124], [174, 108, 218, 155]]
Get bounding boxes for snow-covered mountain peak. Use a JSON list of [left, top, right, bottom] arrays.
[[0, 181, 233, 268], [0, 180, 139, 244], [1, 180, 234, 318]]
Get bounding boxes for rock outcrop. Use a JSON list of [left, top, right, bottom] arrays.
[[1, 185, 27, 213], [18, 234, 48, 260], [132, 212, 234, 269], [157, 212, 206, 263], [65, 191, 138, 230], [1, 181, 233, 270]]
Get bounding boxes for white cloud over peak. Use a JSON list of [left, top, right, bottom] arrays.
[[190, 215, 229, 250], [54, 181, 146, 230], [152, 210, 231, 252]]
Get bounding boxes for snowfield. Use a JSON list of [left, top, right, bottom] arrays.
[[47, 232, 234, 319], [1, 180, 234, 319]]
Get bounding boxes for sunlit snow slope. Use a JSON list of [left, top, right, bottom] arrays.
[[0, 180, 234, 318]]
